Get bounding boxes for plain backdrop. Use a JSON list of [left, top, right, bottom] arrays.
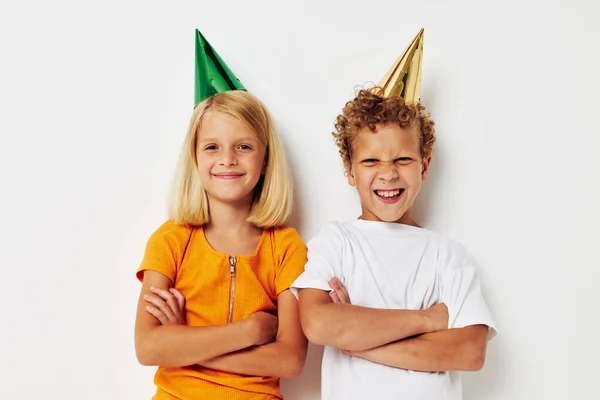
[[1, 0, 599, 399]]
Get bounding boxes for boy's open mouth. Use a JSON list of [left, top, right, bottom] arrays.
[[374, 189, 404, 199]]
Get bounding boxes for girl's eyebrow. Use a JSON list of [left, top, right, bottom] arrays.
[[198, 136, 259, 143]]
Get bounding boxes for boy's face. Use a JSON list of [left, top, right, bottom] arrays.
[[345, 123, 430, 225]]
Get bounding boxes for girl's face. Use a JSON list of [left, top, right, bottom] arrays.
[[196, 111, 267, 207], [345, 123, 430, 224]]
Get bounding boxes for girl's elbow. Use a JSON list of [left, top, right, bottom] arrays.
[[280, 354, 306, 379], [135, 337, 161, 366]]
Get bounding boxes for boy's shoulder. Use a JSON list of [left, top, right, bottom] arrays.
[[310, 219, 473, 263]]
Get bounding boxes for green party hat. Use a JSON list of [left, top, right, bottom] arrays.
[[194, 29, 245, 106]]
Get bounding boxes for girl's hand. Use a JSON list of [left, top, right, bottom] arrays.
[[328, 277, 351, 304], [144, 286, 186, 326], [246, 311, 279, 346]]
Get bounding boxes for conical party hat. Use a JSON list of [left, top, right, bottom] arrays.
[[194, 29, 245, 106], [377, 28, 424, 103]]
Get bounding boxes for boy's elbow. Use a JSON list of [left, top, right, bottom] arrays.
[[468, 348, 486, 371], [462, 340, 487, 371], [301, 316, 328, 346]]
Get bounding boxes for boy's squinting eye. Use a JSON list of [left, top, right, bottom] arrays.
[[395, 157, 413, 164], [361, 159, 379, 166]]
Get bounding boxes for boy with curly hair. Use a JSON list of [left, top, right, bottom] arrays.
[[291, 84, 496, 399]]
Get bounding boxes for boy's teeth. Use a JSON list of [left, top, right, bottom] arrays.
[[375, 189, 401, 198]]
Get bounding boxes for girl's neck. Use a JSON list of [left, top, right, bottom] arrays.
[[204, 197, 257, 236], [203, 198, 264, 256]]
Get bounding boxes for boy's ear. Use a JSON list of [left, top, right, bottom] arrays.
[[421, 156, 432, 180], [344, 163, 356, 186]]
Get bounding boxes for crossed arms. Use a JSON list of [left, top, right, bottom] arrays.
[[298, 278, 489, 372], [134, 270, 308, 378]]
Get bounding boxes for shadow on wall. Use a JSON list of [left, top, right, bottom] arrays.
[[413, 81, 443, 227], [281, 344, 323, 400], [414, 84, 506, 399]]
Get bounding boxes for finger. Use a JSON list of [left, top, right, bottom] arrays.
[[144, 294, 176, 321], [329, 291, 341, 304], [333, 279, 351, 303], [333, 277, 345, 289], [150, 286, 179, 316], [145, 304, 170, 325], [169, 288, 186, 312], [328, 278, 336, 290], [336, 287, 350, 304]]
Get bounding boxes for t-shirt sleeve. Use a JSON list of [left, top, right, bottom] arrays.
[[136, 221, 193, 284], [290, 223, 343, 299], [439, 239, 497, 339], [274, 227, 308, 295]]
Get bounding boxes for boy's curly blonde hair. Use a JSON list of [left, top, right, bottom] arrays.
[[333, 88, 436, 165]]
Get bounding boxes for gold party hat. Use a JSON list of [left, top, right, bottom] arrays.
[[377, 28, 424, 103]]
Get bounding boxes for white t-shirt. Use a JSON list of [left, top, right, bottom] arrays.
[[291, 220, 497, 400]]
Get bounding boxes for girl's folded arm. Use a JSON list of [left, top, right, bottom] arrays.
[[134, 270, 258, 367], [199, 289, 309, 378]]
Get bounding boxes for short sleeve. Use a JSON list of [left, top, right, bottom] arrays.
[[439, 239, 497, 339], [136, 221, 193, 284], [273, 227, 308, 295], [290, 222, 343, 299]]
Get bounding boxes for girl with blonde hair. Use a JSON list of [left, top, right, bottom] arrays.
[[134, 31, 307, 400]]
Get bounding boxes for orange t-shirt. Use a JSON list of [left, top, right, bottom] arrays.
[[136, 221, 307, 400]]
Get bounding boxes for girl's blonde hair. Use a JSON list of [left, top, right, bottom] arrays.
[[168, 90, 293, 228]]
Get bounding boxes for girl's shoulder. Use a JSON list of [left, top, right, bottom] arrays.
[[146, 220, 195, 251], [267, 225, 306, 251]]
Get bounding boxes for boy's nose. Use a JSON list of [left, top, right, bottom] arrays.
[[378, 164, 399, 181]]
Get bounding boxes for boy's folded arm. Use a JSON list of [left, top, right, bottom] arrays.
[[134, 271, 256, 367], [350, 324, 489, 372], [198, 289, 309, 378], [298, 288, 437, 351]]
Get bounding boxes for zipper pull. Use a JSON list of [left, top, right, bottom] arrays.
[[230, 256, 236, 275]]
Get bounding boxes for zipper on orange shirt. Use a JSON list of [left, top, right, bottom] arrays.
[[228, 256, 237, 323]]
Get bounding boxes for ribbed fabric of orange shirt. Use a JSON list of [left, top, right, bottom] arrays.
[[137, 221, 307, 400]]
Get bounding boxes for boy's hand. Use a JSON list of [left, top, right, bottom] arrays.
[[342, 348, 364, 357], [425, 303, 449, 332], [328, 277, 351, 304], [144, 286, 186, 326], [246, 312, 278, 346]]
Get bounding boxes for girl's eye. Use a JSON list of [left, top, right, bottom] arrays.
[[204, 145, 218, 151], [238, 144, 252, 150]]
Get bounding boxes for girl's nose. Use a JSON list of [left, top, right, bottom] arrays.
[[219, 149, 238, 166]]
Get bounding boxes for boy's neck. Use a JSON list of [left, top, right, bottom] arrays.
[[359, 206, 421, 227]]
